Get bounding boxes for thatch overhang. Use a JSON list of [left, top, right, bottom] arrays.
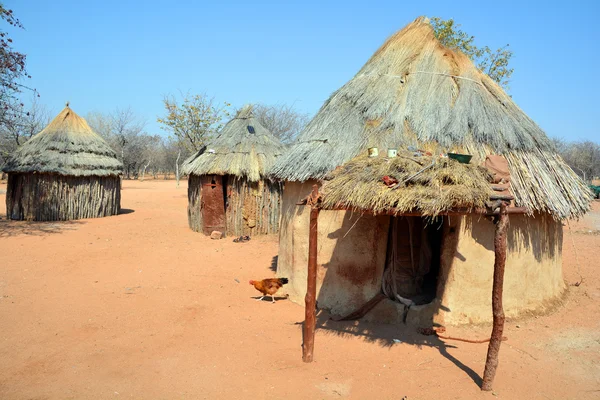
[[319, 153, 499, 217], [182, 105, 287, 182], [270, 17, 591, 219], [2, 105, 123, 177]]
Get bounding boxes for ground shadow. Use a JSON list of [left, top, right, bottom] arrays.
[[300, 310, 482, 387], [251, 295, 289, 302], [311, 211, 483, 387], [0, 219, 83, 238], [119, 208, 135, 215]]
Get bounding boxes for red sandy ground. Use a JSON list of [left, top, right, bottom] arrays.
[[0, 180, 598, 400]]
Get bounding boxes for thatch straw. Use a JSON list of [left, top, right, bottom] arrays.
[[321, 153, 493, 217], [2, 106, 123, 176], [182, 105, 286, 182], [271, 17, 591, 219]]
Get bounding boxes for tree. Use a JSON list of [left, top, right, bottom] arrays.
[[431, 17, 514, 88], [87, 108, 148, 179], [0, 97, 49, 167], [251, 103, 310, 144], [0, 6, 36, 132], [157, 92, 230, 153], [552, 137, 600, 183]]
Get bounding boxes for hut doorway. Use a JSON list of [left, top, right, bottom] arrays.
[[382, 216, 443, 305], [201, 175, 227, 235]]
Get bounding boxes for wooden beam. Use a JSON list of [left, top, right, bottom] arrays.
[[489, 194, 514, 201], [320, 205, 527, 217], [303, 184, 320, 363], [481, 202, 509, 391], [491, 184, 510, 192]]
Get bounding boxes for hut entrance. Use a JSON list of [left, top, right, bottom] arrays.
[[201, 175, 227, 235], [382, 216, 443, 305]]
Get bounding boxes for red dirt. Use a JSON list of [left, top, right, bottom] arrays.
[[0, 180, 598, 399]]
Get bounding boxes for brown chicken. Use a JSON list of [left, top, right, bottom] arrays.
[[249, 278, 288, 303]]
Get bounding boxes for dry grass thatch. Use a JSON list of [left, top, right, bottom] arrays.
[[270, 17, 591, 219], [2, 105, 123, 177], [182, 105, 286, 182], [321, 153, 493, 217]]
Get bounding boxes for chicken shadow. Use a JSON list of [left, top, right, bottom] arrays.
[[252, 295, 289, 302]]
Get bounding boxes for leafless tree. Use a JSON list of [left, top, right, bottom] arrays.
[[251, 103, 310, 144], [87, 108, 149, 179], [553, 137, 600, 183], [0, 97, 50, 172]]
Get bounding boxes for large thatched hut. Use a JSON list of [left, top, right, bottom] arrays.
[[182, 105, 286, 237], [2, 104, 123, 221], [270, 17, 591, 326]]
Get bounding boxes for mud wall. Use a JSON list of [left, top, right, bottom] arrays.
[[278, 181, 565, 325], [433, 213, 565, 325], [277, 180, 389, 315]]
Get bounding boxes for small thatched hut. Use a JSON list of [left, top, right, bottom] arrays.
[[182, 105, 286, 237], [270, 17, 591, 327], [2, 104, 123, 221]]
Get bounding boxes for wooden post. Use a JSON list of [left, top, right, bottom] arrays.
[[482, 202, 509, 391], [303, 184, 320, 363]]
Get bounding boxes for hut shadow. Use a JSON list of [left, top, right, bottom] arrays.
[[119, 208, 135, 215], [311, 211, 482, 386], [0, 219, 83, 238], [297, 311, 482, 387], [468, 213, 560, 263]]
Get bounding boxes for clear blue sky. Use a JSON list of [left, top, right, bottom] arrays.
[[7, 0, 600, 142]]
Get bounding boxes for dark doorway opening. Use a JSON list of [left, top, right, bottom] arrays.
[[222, 175, 229, 211], [383, 216, 444, 305]]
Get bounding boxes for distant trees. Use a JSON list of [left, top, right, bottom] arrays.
[[431, 17, 514, 89], [87, 108, 183, 180], [157, 92, 231, 153], [252, 103, 309, 144], [0, 98, 49, 169], [552, 138, 600, 183], [1, 86, 310, 182]]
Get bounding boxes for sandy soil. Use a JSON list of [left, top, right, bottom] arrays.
[[0, 180, 598, 400]]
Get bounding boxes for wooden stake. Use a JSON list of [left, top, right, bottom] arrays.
[[482, 202, 509, 391], [303, 184, 320, 363]]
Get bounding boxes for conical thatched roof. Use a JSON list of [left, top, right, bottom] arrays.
[[2, 105, 122, 177], [182, 105, 286, 182], [271, 17, 590, 219]]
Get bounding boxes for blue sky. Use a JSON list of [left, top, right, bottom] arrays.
[[7, 0, 600, 141]]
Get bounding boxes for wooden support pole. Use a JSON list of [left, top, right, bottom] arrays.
[[303, 184, 320, 363], [481, 202, 509, 391]]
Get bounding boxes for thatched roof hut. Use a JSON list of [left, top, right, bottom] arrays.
[[2, 104, 123, 221], [272, 17, 592, 330], [271, 16, 589, 220], [182, 105, 286, 237]]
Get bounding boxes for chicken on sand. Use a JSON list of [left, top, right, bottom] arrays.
[[249, 278, 288, 303]]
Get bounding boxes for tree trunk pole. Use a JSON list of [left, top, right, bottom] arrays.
[[175, 150, 181, 188], [482, 202, 509, 391], [303, 184, 320, 363]]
